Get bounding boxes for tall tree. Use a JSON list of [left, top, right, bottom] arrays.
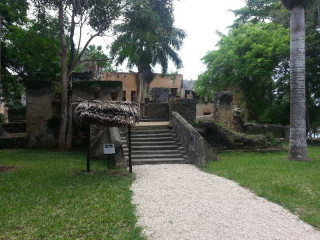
[[74, 45, 114, 76], [36, 0, 122, 150], [231, 0, 320, 136], [195, 23, 289, 121], [111, 0, 185, 102], [282, 0, 311, 161], [0, 0, 28, 137], [232, 0, 289, 27]]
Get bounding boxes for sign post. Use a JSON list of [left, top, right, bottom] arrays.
[[103, 144, 115, 155], [103, 144, 115, 169], [128, 125, 132, 173]]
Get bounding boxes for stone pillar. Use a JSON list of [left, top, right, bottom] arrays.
[[26, 81, 59, 148], [213, 91, 234, 129]]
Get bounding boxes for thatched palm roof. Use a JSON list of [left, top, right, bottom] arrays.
[[72, 97, 140, 126]]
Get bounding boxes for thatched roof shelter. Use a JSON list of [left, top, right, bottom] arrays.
[[72, 97, 140, 126]]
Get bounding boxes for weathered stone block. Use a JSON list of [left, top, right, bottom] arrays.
[[213, 91, 234, 130], [147, 103, 169, 120], [89, 125, 126, 168], [151, 88, 169, 102], [169, 98, 196, 123]]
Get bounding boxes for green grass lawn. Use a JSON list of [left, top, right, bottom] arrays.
[[0, 149, 144, 240], [205, 146, 320, 229]]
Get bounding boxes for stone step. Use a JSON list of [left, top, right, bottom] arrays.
[[139, 118, 169, 122], [130, 129, 172, 134], [132, 153, 184, 159], [127, 149, 184, 155], [132, 158, 188, 165], [120, 122, 189, 165], [123, 145, 185, 151], [130, 137, 175, 142], [130, 141, 179, 146], [128, 132, 174, 138], [132, 125, 170, 130]]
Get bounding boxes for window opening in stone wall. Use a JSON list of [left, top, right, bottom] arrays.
[[131, 91, 137, 102]]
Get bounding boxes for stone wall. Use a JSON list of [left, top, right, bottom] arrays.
[[244, 123, 289, 139], [8, 108, 26, 122], [151, 88, 169, 102], [307, 139, 320, 146], [196, 102, 214, 116], [169, 98, 196, 123], [0, 136, 28, 149], [0, 103, 7, 121], [26, 81, 60, 148], [171, 112, 217, 166], [147, 103, 169, 120], [73, 81, 122, 100], [26, 80, 123, 149], [2, 121, 26, 133], [102, 72, 139, 101], [101, 72, 183, 102], [213, 91, 234, 129], [149, 74, 183, 92], [194, 120, 281, 151]]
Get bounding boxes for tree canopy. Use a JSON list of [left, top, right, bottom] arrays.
[[195, 23, 289, 121], [281, 0, 313, 10], [1, 1, 60, 107], [196, 0, 320, 131], [111, 0, 185, 82]]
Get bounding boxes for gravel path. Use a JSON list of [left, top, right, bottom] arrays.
[[132, 164, 320, 240]]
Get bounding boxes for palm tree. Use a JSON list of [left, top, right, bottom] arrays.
[[281, 0, 311, 161], [111, 0, 185, 102]]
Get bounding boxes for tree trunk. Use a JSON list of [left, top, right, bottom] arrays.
[[58, 1, 68, 150], [138, 73, 143, 103], [0, 17, 6, 138], [66, 77, 73, 150], [289, 6, 308, 161]]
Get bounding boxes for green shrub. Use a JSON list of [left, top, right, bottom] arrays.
[[0, 113, 6, 123]]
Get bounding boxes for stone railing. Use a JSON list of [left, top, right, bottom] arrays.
[[171, 111, 217, 166]]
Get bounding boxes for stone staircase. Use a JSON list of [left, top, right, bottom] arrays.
[[121, 123, 189, 165]]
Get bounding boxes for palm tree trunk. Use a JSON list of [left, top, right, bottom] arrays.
[[289, 6, 308, 161], [58, 0, 68, 150]]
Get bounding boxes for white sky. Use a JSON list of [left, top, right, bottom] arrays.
[[82, 0, 246, 80], [173, 0, 245, 80]]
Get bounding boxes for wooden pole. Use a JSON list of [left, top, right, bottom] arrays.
[[87, 123, 90, 173], [128, 124, 132, 173]]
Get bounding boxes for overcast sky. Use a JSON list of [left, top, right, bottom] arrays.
[[173, 0, 245, 80], [89, 0, 245, 80]]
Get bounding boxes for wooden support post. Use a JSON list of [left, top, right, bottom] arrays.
[[128, 124, 132, 173], [87, 123, 91, 173]]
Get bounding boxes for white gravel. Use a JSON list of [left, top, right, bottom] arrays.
[[131, 164, 320, 240]]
